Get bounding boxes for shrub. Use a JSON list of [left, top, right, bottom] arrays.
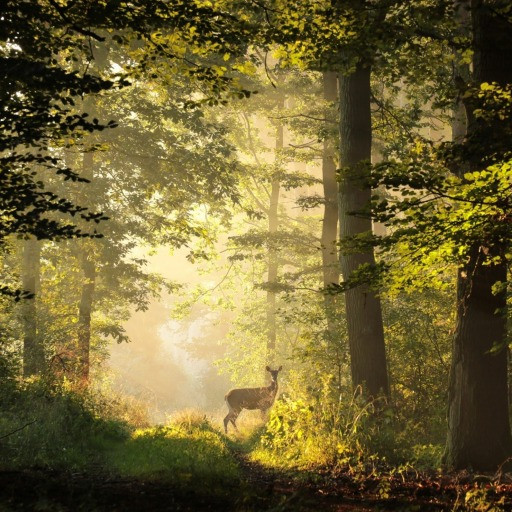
[[0, 378, 130, 471], [253, 383, 443, 473]]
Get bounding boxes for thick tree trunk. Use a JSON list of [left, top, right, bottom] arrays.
[[445, 0, 512, 470], [446, 246, 511, 469], [321, 72, 340, 341], [266, 115, 283, 368], [338, 65, 389, 399], [22, 238, 44, 377]]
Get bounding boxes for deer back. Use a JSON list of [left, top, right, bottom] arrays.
[[226, 383, 277, 411]]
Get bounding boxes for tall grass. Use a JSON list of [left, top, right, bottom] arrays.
[[0, 378, 131, 471], [250, 388, 443, 473], [0, 379, 243, 499]]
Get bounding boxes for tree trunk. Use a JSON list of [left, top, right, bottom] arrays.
[[22, 237, 44, 376], [338, 64, 389, 399], [445, 0, 512, 470], [321, 72, 340, 346], [446, 246, 511, 469], [266, 113, 283, 368], [322, 72, 340, 292], [76, 149, 96, 383], [77, 246, 95, 382]]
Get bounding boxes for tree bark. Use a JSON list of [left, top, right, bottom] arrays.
[[77, 246, 95, 382], [22, 237, 44, 376], [446, 246, 511, 469], [76, 149, 96, 383], [266, 111, 283, 368], [322, 72, 340, 291], [445, 0, 512, 470], [321, 72, 340, 342], [338, 64, 389, 399]]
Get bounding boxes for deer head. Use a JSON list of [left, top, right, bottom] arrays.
[[266, 365, 282, 384]]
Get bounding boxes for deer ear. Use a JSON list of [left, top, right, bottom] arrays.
[[265, 366, 270, 372], [278, 365, 282, 371]]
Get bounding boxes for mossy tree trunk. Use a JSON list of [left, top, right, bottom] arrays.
[[76, 149, 96, 383], [321, 71, 344, 385], [321, 72, 340, 317]]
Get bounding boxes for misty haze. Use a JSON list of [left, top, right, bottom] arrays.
[[2, 1, 512, 511]]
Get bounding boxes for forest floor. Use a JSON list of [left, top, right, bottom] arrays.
[[2, 445, 512, 511]]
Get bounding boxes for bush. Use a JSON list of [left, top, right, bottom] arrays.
[[252, 385, 443, 473], [0, 378, 131, 471], [253, 392, 374, 470]]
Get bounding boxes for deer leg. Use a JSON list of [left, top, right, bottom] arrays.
[[229, 409, 240, 432], [224, 405, 240, 434], [223, 413, 231, 434]]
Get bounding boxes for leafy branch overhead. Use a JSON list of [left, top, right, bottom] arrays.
[[1, 0, 257, 244]]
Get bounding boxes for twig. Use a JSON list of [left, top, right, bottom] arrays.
[[264, 51, 277, 88], [0, 419, 37, 441], [193, 260, 235, 302], [48, 0, 105, 41], [288, 140, 321, 149], [269, 114, 337, 124]]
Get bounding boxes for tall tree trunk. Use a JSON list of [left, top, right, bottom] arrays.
[[445, 0, 512, 470], [322, 72, 340, 294], [22, 238, 44, 376], [266, 114, 283, 368], [338, 64, 389, 399], [76, 149, 96, 383], [321, 72, 342, 383]]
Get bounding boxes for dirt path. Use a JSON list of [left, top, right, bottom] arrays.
[[1, 454, 511, 511], [0, 465, 418, 512], [232, 450, 451, 511], [0, 469, 235, 511]]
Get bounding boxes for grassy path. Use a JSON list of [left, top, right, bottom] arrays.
[[0, 453, 415, 512], [1, 451, 511, 511], [1, 413, 511, 511]]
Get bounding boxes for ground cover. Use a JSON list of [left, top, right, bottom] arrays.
[[1, 385, 511, 511]]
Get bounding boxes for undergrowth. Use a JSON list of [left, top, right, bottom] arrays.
[[0, 377, 509, 511], [0, 378, 131, 471], [0, 379, 242, 498], [108, 409, 242, 493], [249, 389, 443, 473]]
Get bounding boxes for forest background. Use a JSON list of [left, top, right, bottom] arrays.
[[2, 0, 512, 510]]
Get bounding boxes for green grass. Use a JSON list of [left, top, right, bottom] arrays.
[[108, 410, 242, 494], [0, 384, 244, 501]]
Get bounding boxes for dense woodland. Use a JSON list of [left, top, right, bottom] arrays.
[[2, 1, 512, 510]]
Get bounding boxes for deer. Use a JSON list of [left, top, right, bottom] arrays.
[[223, 365, 282, 434]]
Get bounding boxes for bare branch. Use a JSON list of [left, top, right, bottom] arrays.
[[0, 419, 37, 441], [48, 0, 106, 41]]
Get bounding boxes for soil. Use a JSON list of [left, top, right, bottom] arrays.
[[1, 454, 512, 511]]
